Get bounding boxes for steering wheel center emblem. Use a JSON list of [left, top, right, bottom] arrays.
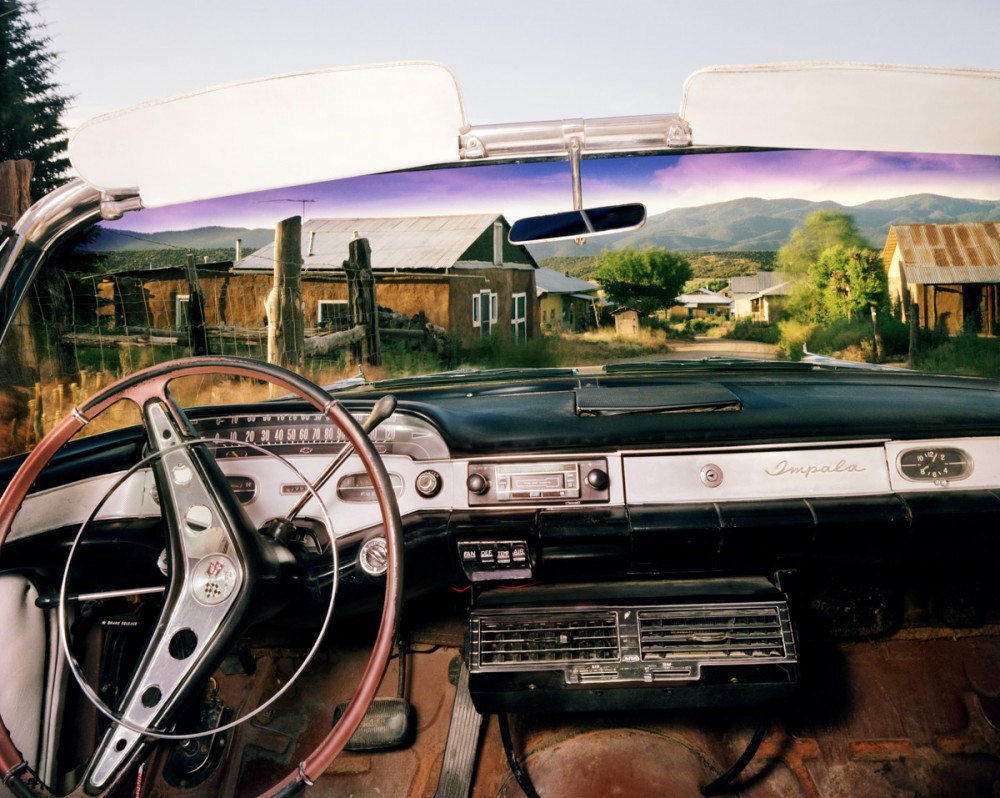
[[192, 554, 239, 605]]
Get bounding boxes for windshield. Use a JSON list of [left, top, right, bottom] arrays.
[[1, 147, 999, 457]]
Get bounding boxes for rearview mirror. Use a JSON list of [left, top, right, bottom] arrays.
[[509, 203, 646, 245]]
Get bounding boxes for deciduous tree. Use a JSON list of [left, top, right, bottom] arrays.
[[594, 248, 692, 315], [777, 211, 870, 275]]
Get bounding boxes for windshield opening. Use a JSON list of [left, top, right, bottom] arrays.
[[2, 148, 999, 457]]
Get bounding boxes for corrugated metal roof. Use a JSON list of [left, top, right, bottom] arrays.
[[571, 292, 607, 304], [676, 288, 733, 307], [886, 222, 1000, 284], [728, 271, 794, 297], [234, 213, 515, 272], [534, 266, 600, 296], [752, 281, 792, 299], [902, 265, 1000, 284]]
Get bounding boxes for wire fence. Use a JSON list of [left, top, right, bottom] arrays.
[[0, 268, 391, 455], [24, 267, 389, 373]]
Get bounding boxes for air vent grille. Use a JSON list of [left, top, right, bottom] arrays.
[[473, 613, 619, 667], [639, 605, 789, 662]]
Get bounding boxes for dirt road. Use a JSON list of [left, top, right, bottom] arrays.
[[657, 336, 782, 361]]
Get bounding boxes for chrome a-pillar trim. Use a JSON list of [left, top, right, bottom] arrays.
[[0, 179, 141, 348]]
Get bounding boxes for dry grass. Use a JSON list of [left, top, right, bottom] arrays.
[[546, 328, 673, 366], [5, 328, 676, 457]]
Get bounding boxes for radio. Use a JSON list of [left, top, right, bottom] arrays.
[[467, 459, 610, 505]]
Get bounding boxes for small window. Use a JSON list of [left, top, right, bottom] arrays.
[[317, 299, 349, 328], [175, 294, 190, 329], [473, 290, 498, 335]]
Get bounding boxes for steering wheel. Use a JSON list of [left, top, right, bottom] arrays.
[[0, 356, 404, 797]]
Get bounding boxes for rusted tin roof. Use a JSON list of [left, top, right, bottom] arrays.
[[728, 270, 794, 297], [535, 267, 599, 297], [234, 213, 533, 272], [883, 222, 1000, 284]]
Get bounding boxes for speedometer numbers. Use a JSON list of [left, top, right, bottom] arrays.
[[897, 447, 971, 483]]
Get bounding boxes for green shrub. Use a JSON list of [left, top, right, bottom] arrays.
[[915, 332, 1000, 378], [777, 320, 817, 360], [878, 316, 911, 358], [461, 334, 559, 369], [726, 318, 781, 344], [808, 319, 867, 354]]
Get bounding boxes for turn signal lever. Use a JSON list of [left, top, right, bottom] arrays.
[[265, 394, 397, 543]]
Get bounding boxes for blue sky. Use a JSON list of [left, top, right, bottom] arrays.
[[36, 0, 1000, 129], [105, 152, 1000, 235], [32, 0, 1000, 233]]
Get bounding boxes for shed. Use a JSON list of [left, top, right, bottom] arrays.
[[882, 222, 1000, 335], [611, 306, 643, 336]]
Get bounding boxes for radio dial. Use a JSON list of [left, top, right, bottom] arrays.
[[586, 468, 609, 491], [467, 473, 490, 495]]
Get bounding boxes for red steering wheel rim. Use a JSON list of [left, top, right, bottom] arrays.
[[0, 356, 404, 797]]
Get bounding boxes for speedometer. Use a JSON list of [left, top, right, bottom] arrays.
[[897, 447, 972, 482]]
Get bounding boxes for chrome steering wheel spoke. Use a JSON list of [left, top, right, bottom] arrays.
[[80, 399, 251, 792]]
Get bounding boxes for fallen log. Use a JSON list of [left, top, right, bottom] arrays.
[[302, 324, 366, 356], [61, 332, 177, 347], [121, 325, 264, 342]]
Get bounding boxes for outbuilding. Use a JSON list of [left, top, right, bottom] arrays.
[[882, 222, 1000, 336]]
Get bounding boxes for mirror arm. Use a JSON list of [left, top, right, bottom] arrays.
[[569, 136, 583, 211]]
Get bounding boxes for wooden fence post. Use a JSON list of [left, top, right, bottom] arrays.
[[0, 159, 37, 457], [0, 159, 33, 228], [183, 254, 210, 356], [265, 216, 304, 368], [343, 236, 381, 366]]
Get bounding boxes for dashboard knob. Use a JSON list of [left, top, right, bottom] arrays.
[[415, 469, 442, 498], [586, 468, 609, 491], [467, 473, 489, 495]]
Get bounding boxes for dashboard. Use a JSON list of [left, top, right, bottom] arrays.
[[3, 366, 1000, 713], [6, 369, 1000, 585]]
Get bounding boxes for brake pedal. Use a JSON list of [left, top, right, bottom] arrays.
[[434, 657, 484, 798], [332, 696, 414, 751]]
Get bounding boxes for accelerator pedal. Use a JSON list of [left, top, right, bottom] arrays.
[[434, 658, 484, 798]]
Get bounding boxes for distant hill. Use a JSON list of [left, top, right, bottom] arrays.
[[539, 251, 776, 283], [85, 195, 1000, 264], [526, 194, 1000, 259], [82, 226, 274, 252]]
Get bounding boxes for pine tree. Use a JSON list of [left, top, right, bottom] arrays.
[[0, 0, 71, 200]]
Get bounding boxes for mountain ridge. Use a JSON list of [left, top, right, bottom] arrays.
[[83, 195, 1000, 257], [527, 194, 1000, 258]]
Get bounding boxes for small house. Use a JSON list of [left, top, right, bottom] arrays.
[[724, 271, 794, 322], [535, 267, 604, 331], [98, 214, 541, 345], [670, 287, 733, 320], [236, 214, 539, 343]]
